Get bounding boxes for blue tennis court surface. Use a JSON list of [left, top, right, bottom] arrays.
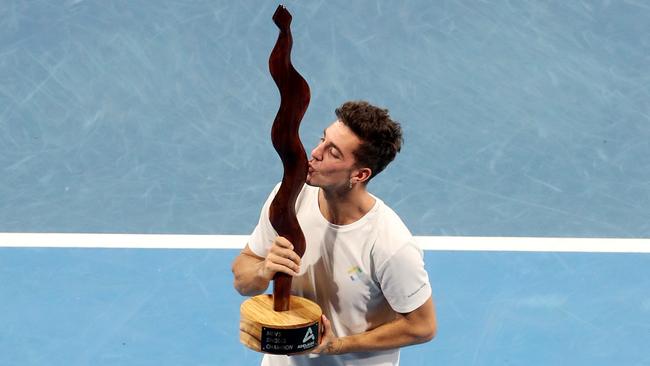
[[1, 247, 649, 365], [1, 1, 649, 365]]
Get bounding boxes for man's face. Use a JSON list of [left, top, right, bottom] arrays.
[[307, 120, 361, 189]]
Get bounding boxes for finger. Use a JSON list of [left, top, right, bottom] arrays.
[[268, 251, 301, 269], [321, 315, 331, 336], [283, 250, 302, 266], [265, 258, 300, 277], [311, 343, 325, 354], [312, 316, 333, 355], [267, 256, 300, 274], [274, 236, 294, 250], [269, 247, 302, 266]]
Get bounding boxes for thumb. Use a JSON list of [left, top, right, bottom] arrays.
[[320, 314, 331, 337]]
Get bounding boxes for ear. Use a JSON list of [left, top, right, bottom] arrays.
[[352, 167, 372, 184]]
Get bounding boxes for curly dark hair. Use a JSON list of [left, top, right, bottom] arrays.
[[335, 101, 403, 181]]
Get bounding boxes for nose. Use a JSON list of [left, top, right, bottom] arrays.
[[311, 140, 324, 161]]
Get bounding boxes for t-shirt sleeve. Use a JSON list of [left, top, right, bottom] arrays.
[[376, 241, 431, 313], [248, 183, 281, 258]]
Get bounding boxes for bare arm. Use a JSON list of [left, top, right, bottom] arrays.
[[313, 296, 437, 354], [231, 238, 302, 296]]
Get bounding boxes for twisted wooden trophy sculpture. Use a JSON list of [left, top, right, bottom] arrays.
[[239, 5, 322, 355]]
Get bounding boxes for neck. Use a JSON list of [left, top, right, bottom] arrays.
[[318, 185, 376, 225]]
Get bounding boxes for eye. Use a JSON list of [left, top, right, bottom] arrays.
[[329, 147, 340, 158]]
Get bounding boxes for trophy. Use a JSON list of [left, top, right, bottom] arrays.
[[239, 5, 322, 355]]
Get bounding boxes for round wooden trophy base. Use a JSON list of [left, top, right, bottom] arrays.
[[240, 294, 322, 354]]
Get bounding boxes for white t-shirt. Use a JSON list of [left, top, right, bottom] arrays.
[[248, 183, 431, 366]]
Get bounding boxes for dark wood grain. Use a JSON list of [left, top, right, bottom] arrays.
[[268, 5, 310, 312]]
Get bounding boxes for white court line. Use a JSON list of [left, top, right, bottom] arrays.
[[0, 233, 649, 253]]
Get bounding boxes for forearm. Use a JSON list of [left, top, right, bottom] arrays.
[[232, 240, 302, 296], [232, 253, 271, 296], [339, 315, 435, 353], [317, 297, 437, 355]]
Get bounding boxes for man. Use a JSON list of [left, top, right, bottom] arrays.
[[232, 101, 436, 366]]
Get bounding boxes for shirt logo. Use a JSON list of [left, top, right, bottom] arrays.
[[347, 266, 363, 281]]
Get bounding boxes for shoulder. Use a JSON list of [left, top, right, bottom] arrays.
[[294, 183, 318, 210], [297, 183, 318, 199], [371, 199, 419, 263], [375, 199, 413, 244]]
